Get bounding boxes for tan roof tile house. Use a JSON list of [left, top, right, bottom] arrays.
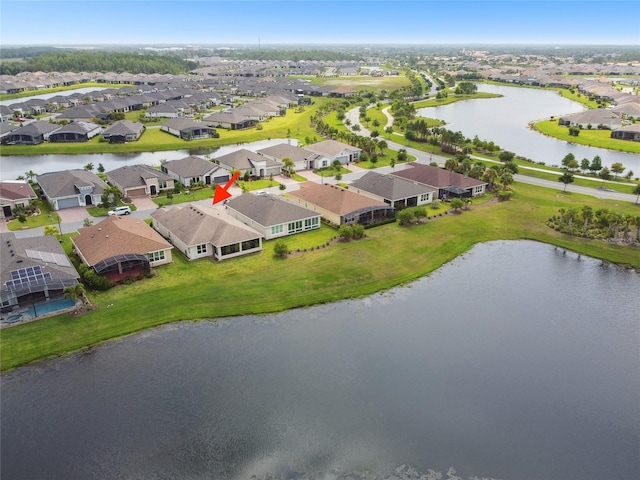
[[72, 215, 172, 281]]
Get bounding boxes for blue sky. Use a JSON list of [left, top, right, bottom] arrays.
[[1, 1, 638, 46]]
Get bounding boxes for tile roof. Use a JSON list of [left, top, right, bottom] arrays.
[[288, 182, 387, 216], [72, 215, 172, 266], [392, 163, 487, 190], [0, 181, 37, 201]]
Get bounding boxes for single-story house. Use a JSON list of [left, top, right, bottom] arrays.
[[215, 148, 282, 178], [0, 105, 13, 122], [5, 121, 61, 145], [1, 232, 80, 314], [162, 156, 231, 186], [304, 139, 361, 166], [391, 163, 487, 199], [610, 124, 640, 142], [288, 182, 395, 226], [101, 120, 145, 143], [106, 164, 174, 197], [146, 103, 180, 118], [257, 143, 323, 172], [349, 171, 436, 208], [0, 122, 21, 143], [558, 109, 623, 130], [202, 111, 258, 130], [72, 215, 173, 282], [151, 204, 263, 261], [48, 121, 102, 143], [226, 192, 321, 240], [37, 169, 107, 210], [160, 118, 216, 141], [0, 181, 38, 219]]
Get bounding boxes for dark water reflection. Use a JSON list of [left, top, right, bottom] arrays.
[[1, 241, 639, 480]]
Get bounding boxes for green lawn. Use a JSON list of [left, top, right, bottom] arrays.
[[2, 182, 639, 371], [6, 199, 54, 231], [533, 120, 640, 154]]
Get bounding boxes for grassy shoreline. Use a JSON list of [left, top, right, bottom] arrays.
[[2, 183, 638, 372]]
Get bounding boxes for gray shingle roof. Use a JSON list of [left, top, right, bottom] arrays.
[[107, 164, 172, 189], [349, 171, 436, 200], [151, 204, 261, 247], [227, 193, 319, 227], [37, 169, 107, 198], [163, 156, 225, 178]]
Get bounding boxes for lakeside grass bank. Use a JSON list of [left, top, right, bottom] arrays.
[[2, 182, 638, 372]]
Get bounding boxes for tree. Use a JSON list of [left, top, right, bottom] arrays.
[[610, 162, 625, 179], [44, 225, 60, 237], [279, 183, 286, 191], [566, 158, 579, 171], [97, 163, 105, 173], [589, 155, 602, 174], [568, 126, 580, 136], [273, 241, 289, 258], [281, 157, 295, 177], [633, 184, 640, 205], [24, 170, 37, 184], [397, 149, 408, 162], [63, 283, 87, 313], [84, 162, 94, 172], [450, 198, 464, 211], [101, 184, 122, 208], [499, 171, 514, 190], [581, 205, 593, 236], [599, 167, 611, 186], [559, 172, 574, 192], [499, 150, 515, 163], [580, 158, 590, 174]]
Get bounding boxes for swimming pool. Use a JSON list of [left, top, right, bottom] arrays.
[[28, 298, 76, 318]]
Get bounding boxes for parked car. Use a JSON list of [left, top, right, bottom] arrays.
[[107, 206, 131, 216]]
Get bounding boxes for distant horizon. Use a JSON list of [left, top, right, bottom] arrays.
[[1, 1, 638, 46]]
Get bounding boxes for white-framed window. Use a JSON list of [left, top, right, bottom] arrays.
[[304, 217, 319, 229], [474, 185, 483, 194], [148, 250, 166, 262], [271, 224, 284, 235], [196, 244, 207, 254], [288, 220, 303, 233], [420, 193, 429, 202]]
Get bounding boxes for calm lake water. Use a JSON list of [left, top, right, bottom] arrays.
[[2, 240, 639, 480], [418, 84, 639, 172]]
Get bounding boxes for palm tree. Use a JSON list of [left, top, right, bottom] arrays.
[[63, 283, 87, 313], [633, 184, 640, 205], [24, 170, 37, 184], [581, 205, 593, 236], [499, 171, 514, 190]]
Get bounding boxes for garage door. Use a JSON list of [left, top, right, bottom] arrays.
[[57, 197, 80, 209], [126, 187, 147, 197], [213, 175, 230, 184]]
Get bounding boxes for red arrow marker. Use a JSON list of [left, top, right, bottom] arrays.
[[212, 171, 240, 205]]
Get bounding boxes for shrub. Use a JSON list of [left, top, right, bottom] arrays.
[[339, 225, 354, 240], [352, 224, 365, 239], [397, 209, 415, 226], [273, 241, 289, 257]]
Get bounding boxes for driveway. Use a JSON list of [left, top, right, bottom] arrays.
[[57, 206, 91, 223], [132, 196, 158, 212]]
